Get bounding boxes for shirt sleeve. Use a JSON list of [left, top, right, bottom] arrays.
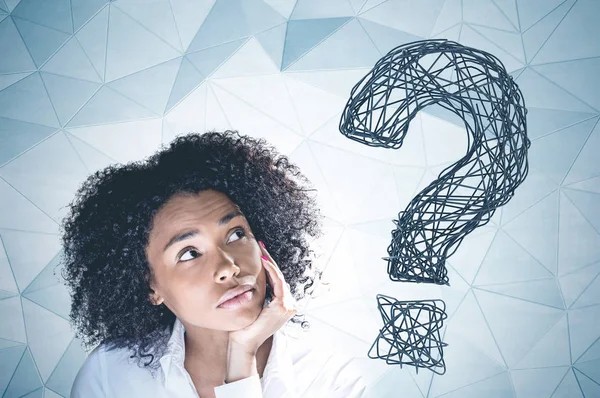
[[330, 357, 370, 398], [214, 374, 263, 398], [70, 351, 106, 398]]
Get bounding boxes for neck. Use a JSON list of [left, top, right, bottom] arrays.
[[183, 326, 274, 384], [184, 326, 229, 384]]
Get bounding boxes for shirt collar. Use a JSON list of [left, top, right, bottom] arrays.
[[158, 317, 297, 393], [158, 317, 186, 384]]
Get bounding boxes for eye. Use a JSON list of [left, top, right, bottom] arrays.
[[228, 227, 247, 243], [176, 228, 247, 263], [178, 248, 201, 262]]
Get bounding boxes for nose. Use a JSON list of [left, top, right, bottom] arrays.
[[214, 247, 240, 281]]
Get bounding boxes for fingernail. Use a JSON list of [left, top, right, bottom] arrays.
[[259, 241, 266, 249], [261, 255, 268, 261]]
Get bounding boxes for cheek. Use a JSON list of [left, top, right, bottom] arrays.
[[167, 275, 213, 314]]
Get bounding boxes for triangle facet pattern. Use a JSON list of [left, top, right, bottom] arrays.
[[514, 314, 571, 368], [67, 85, 156, 126], [22, 253, 71, 320], [510, 367, 570, 398], [168, 0, 214, 51], [186, 39, 247, 78], [473, 289, 564, 367], [517, 0, 564, 31], [577, 335, 600, 364], [0, 179, 58, 234], [564, 121, 600, 186], [12, 0, 73, 34], [0, 236, 18, 296], [290, 0, 355, 20], [522, 0, 575, 64], [1, 0, 600, 396], [568, 305, 600, 362], [0, 230, 61, 292], [552, 369, 585, 398], [22, 298, 73, 382], [211, 74, 303, 133], [558, 191, 600, 275], [0, 118, 57, 167], [282, 17, 350, 70], [3, 347, 42, 397], [503, 190, 559, 274], [45, 338, 88, 397], [0, 17, 36, 73], [0, 345, 27, 396], [0, 132, 90, 222], [286, 18, 381, 71], [12, 17, 71, 68], [444, 290, 506, 367], [532, 0, 600, 64], [113, 1, 183, 52], [473, 229, 553, 285], [0, 72, 61, 127], [534, 59, 600, 111], [255, 22, 287, 70], [62, 133, 116, 175], [40, 72, 101, 126], [479, 278, 564, 310], [104, 4, 180, 82], [68, 118, 162, 163], [108, 57, 182, 115], [527, 115, 596, 187], [558, 260, 600, 309], [74, 4, 109, 80], [575, 368, 600, 397], [187, 0, 285, 52], [524, 107, 595, 140], [70, 0, 106, 32], [208, 81, 304, 154], [0, 296, 27, 344], [428, 331, 507, 397], [41, 36, 102, 82], [566, 176, 600, 195], [359, 0, 444, 38]]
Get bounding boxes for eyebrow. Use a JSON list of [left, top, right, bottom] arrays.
[[163, 209, 244, 252]]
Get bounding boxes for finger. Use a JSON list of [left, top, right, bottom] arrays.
[[260, 252, 292, 298], [258, 241, 277, 266], [259, 242, 285, 281], [259, 242, 295, 306], [261, 255, 285, 299], [261, 256, 295, 310]]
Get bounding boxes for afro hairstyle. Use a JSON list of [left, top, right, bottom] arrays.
[[60, 131, 325, 370]]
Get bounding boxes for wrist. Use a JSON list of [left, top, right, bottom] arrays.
[[225, 342, 258, 383]]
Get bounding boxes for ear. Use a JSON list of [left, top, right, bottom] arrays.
[[148, 287, 165, 306]]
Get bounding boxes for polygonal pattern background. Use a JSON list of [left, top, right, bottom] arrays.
[[1, 0, 599, 397]]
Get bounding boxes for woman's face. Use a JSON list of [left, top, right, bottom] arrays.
[[145, 189, 267, 331]]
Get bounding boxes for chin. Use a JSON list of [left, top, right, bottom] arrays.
[[227, 312, 259, 331]]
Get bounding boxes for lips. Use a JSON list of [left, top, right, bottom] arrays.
[[217, 284, 254, 307]]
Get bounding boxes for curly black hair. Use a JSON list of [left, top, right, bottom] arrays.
[[60, 131, 324, 371]]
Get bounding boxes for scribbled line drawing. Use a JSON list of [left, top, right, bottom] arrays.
[[340, 39, 531, 286], [340, 39, 530, 374], [368, 295, 448, 375]]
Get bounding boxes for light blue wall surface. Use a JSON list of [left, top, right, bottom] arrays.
[[1, 0, 599, 397]]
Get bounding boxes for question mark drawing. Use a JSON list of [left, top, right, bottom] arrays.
[[339, 39, 531, 374], [340, 39, 531, 286]]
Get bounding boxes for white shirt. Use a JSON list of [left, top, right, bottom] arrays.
[[71, 317, 369, 397]]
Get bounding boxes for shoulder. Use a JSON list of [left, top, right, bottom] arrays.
[[71, 345, 105, 397], [70, 343, 164, 398], [283, 328, 369, 397]]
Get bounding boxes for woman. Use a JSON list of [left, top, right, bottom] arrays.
[[62, 131, 368, 397]]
